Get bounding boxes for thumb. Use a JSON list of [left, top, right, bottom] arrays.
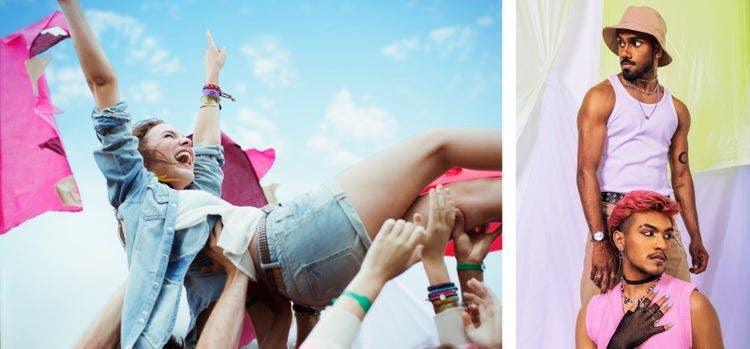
[[408, 245, 424, 266], [462, 309, 474, 328], [451, 209, 466, 237]]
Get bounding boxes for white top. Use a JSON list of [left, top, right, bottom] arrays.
[[598, 75, 678, 196], [176, 190, 263, 280], [301, 307, 362, 349]]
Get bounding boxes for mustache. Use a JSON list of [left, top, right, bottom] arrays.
[[621, 58, 635, 65], [647, 252, 668, 260]]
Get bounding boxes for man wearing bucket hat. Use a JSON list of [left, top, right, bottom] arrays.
[[576, 5, 709, 305]]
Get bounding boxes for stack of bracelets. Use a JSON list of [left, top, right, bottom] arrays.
[[200, 83, 236, 110], [428, 282, 460, 314]]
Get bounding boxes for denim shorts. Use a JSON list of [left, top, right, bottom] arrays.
[[263, 180, 372, 308]]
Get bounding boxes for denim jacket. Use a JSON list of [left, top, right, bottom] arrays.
[[92, 102, 224, 348]]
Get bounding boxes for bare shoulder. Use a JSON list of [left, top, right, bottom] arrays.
[[689, 289, 714, 313], [671, 95, 691, 118], [585, 80, 615, 102], [579, 80, 615, 120]]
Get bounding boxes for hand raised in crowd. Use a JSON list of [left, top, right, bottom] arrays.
[[204, 29, 227, 76], [419, 185, 457, 262], [607, 292, 673, 349], [452, 220, 501, 265], [359, 218, 426, 285], [462, 278, 502, 349], [591, 242, 618, 293]]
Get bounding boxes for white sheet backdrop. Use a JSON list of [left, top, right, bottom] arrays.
[[517, 0, 749, 347]]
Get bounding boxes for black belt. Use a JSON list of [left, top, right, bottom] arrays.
[[601, 191, 626, 204], [256, 205, 286, 296]]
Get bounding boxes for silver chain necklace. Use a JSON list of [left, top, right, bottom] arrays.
[[620, 275, 661, 305], [626, 78, 660, 95], [633, 84, 661, 120]]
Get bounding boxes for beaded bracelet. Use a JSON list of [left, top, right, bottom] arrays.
[[428, 282, 455, 292]]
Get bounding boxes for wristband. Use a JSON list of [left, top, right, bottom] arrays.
[[456, 263, 485, 271], [333, 290, 372, 314], [427, 282, 455, 292]]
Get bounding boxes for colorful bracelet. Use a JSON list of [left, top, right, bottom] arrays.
[[428, 282, 455, 292], [203, 88, 221, 98], [204, 83, 221, 91], [202, 84, 236, 102], [333, 290, 372, 314], [428, 285, 459, 294], [457, 263, 485, 271], [200, 95, 220, 109]]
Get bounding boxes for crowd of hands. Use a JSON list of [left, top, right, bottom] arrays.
[[202, 185, 502, 348]]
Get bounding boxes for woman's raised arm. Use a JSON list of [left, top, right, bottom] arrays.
[[193, 29, 226, 146], [58, 0, 120, 108]]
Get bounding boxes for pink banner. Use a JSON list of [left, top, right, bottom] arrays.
[[0, 11, 81, 235]]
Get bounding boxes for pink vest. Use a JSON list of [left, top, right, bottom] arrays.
[[585, 274, 695, 348], [598, 75, 678, 196]]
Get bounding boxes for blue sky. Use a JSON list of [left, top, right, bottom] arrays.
[[0, 0, 500, 346]]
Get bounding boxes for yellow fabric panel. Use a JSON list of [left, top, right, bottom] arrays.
[[600, 1, 750, 171]]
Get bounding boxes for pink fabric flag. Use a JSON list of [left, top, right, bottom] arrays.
[[0, 11, 82, 235], [421, 167, 502, 254], [212, 132, 274, 346]]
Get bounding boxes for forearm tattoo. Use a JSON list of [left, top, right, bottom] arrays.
[[678, 151, 688, 164]]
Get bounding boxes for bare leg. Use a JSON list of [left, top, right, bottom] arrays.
[[403, 178, 501, 230], [336, 128, 501, 238]]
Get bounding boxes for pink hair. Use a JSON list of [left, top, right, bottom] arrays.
[[608, 190, 681, 235]]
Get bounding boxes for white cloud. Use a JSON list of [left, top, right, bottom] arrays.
[[233, 106, 283, 151], [128, 81, 163, 103], [306, 135, 361, 167], [84, 10, 181, 75], [476, 15, 494, 27], [241, 37, 295, 89], [381, 25, 474, 60], [323, 89, 398, 140], [45, 65, 92, 107], [305, 89, 398, 169], [429, 25, 474, 55], [139, 1, 183, 18], [255, 95, 276, 112], [380, 37, 420, 61]]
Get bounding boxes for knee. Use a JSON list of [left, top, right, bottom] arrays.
[[411, 128, 452, 166]]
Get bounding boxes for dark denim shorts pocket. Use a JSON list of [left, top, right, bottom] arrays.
[[297, 246, 362, 307]]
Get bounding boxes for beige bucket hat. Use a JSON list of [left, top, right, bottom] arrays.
[[602, 5, 672, 67]]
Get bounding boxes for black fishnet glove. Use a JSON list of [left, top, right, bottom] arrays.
[[607, 295, 672, 349]]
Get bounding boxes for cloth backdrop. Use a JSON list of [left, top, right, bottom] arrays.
[[518, 0, 749, 347]]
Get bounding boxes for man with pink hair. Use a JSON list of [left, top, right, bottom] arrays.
[[575, 190, 723, 348]]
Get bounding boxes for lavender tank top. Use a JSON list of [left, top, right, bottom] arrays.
[[598, 75, 678, 196], [585, 273, 696, 348]]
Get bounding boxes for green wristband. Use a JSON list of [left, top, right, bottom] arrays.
[[333, 290, 373, 313], [457, 263, 485, 271]]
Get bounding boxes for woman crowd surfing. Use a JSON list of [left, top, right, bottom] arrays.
[[58, 0, 502, 347]]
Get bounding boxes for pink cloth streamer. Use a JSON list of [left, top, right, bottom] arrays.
[[215, 132, 275, 346], [0, 11, 81, 235], [422, 167, 502, 254]]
